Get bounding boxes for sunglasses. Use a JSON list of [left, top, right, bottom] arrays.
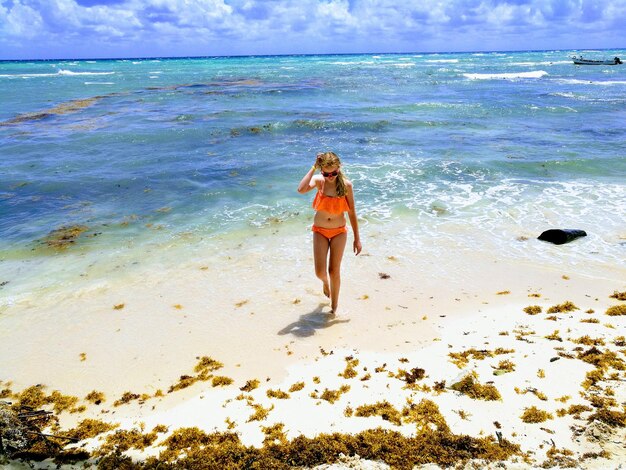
[[322, 170, 339, 177]]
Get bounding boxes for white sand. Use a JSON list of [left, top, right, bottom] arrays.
[[1, 225, 625, 468]]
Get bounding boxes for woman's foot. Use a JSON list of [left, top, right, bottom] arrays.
[[323, 282, 330, 298]]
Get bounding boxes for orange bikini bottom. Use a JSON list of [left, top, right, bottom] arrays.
[[312, 225, 347, 240]]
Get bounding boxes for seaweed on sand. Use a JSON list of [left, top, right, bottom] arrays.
[[288, 382, 305, 393], [113, 392, 140, 407], [211, 376, 233, 387], [541, 447, 577, 468], [247, 404, 274, 422], [524, 305, 542, 315], [354, 401, 402, 426], [605, 304, 626, 316], [556, 404, 592, 419], [319, 385, 350, 404], [339, 356, 359, 379], [520, 406, 553, 423], [63, 419, 118, 440], [6, 410, 522, 468], [266, 389, 290, 399], [587, 408, 626, 427], [95, 427, 159, 456], [85, 390, 106, 405], [449, 373, 501, 401], [547, 301, 578, 314], [240, 379, 260, 392], [448, 349, 493, 368], [400, 399, 448, 433]]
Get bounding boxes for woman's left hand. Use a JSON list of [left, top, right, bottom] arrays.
[[353, 239, 362, 256]]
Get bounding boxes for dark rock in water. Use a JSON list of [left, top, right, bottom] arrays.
[[538, 229, 587, 245]]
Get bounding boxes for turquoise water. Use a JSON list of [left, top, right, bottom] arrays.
[[1, 50, 625, 298]]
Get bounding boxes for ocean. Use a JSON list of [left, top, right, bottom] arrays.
[[1, 50, 625, 306]]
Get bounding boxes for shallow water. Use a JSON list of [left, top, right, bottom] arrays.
[[1, 50, 625, 305]]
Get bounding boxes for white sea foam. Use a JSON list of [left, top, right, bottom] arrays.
[[58, 69, 115, 76], [392, 63, 415, 68], [463, 70, 548, 80], [512, 61, 569, 66], [555, 78, 626, 86], [425, 59, 459, 63], [0, 70, 114, 78]]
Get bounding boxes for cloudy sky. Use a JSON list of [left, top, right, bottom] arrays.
[[1, 0, 624, 60]]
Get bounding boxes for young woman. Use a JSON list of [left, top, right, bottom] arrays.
[[297, 151, 361, 314]]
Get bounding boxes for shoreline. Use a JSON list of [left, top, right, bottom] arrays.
[[1, 227, 625, 467]]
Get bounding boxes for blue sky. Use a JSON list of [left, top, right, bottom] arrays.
[[1, 0, 625, 59]]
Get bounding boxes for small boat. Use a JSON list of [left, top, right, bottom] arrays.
[[572, 55, 622, 65]]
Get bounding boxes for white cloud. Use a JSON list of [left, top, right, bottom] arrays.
[[0, 0, 625, 58], [1, 1, 44, 38]]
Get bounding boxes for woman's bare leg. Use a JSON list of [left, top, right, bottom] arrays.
[[313, 232, 331, 298], [328, 232, 347, 313]]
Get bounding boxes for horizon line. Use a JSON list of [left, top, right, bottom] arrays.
[[1, 47, 623, 63]]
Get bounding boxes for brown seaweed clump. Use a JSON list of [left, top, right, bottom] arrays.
[[95, 427, 160, 456], [288, 382, 305, 393], [540, 447, 577, 468], [168, 356, 225, 393], [266, 389, 290, 399], [12, 386, 83, 414], [211, 376, 234, 387], [547, 301, 578, 314], [339, 356, 359, 379], [240, 379, 260, 392], [493, 360, 516, 374], [605, 304, 626, 316], [64, 419, 118, 440], [43, 225, 89, 250], [354, 401, 402, 426], [400, 367, 426, 385], [609, 291, 626, 301], [520, 406, 553, 423], [572, 335, 605, 346], [449, 373, 501, 401], [448, 349, 494, 368], [587, 408, 626, 427], [113, 392, 140, 407], [319, 385, 350, 404], [247, 404, 274, 422], [261, 422, 288, 446], [85, 390, 106, 405], [556, 404, 592, 419], [194, 356, 224, 375], [124, 424, 519, 470], [544, 330, 562, 341], [523, 305, 542, 315]]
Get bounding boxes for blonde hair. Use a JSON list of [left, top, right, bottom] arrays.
[[318, 151, 347, 197]]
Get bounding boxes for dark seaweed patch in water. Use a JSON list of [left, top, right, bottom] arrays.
[[0, 96, 113, 126], [41, 225, 88, 250]]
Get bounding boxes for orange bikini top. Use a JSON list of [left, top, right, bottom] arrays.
[[312, 189, 350, 215]]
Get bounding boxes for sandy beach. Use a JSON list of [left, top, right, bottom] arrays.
[[1, 223, 625, 468]]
